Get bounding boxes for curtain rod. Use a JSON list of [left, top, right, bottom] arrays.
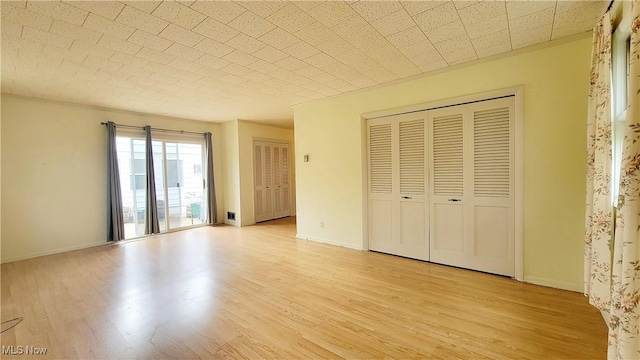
[[100, 122, 206, 136]]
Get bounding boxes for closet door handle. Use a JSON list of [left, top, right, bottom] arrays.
[[401, 196, 412, 199], [448, 198, 461, 202]]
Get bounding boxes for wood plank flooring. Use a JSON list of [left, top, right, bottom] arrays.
[[1, 217, 607, 359]]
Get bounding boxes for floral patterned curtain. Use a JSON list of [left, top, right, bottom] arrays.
[[586, 2, 640, 358], [608, 1, 640, 358], [585, 12, 613, 313]]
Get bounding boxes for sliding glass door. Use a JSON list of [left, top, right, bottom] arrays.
[[162, 142, 205, 229], [116, 136, 205, 239]]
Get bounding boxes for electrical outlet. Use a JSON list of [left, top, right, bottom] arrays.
[[320, 221, 324, 228]]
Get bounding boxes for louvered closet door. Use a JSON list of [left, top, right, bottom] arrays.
[[273, 145, 283, 218], [468, 98, 514, 276], [254, 143, 267, 222], [254, 141, 291, 223], [368, 119, 394, 254], [280, 145, 290, 217], [274, 144, 290, 219], [368, 113, 428, 260], [395, 114, 428, 260], [429, 107, 470, 269], [265, 144, 275, 220]]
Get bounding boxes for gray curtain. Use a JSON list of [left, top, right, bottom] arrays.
[[144, 126, 160, 234], [107, 122, 124, 242], [205, 132, 217, 224]]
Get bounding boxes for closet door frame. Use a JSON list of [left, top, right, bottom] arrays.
[[253, 138, 292, 223], [361, 86, 524, 281]]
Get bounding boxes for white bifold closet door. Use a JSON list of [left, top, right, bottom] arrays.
[[468, 99, 514, 276], [368, 112, 429, 261], [428, 106, 468, 268], [254, 141, 290, 223], [368, 97, 515, 277]]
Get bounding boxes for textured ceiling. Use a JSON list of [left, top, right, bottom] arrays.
[[1, 0, 608, 125]]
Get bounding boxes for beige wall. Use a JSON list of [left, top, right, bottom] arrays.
[[219, 119, 296, 227], [238, 120, 296, 226], [293, 37, 592, 291], [221, 120, 241, 226], [0, 95, 2, 262], [1, 95, 224, 262]]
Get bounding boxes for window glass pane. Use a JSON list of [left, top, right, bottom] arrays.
[[163, 142, 204, 230], [166, 160, 183, 187], [625, 37, 630, 108], [180, 143, 205, 228], [610, 32, 631, 205], [116, 136, 147, 239]]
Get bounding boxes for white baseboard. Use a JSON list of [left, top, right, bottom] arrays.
[[295, 234, 363, 251], [523, 276, 583, 293], [1, 241, 107, 264]]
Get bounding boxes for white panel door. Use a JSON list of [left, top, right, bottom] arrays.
[[280, 145, 291, 218], [254, 143, 267, 222], [273, 145, 283, 218], [396, 115, 428, 260], [468, 98, 514, 276], [367, 96, 515, 277], [368, 113, 428, 260], [274, 144, 291, 219], [368, 120, 394, 254], [264, 144, 274, 220], [429, 107, 469, 269], [254, 141, 291, 223]]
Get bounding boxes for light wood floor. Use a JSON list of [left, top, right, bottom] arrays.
[[1, 217, 607, 359]]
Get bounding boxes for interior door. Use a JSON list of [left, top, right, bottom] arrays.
[[263, 143, 274, 221], [254, 141, 291, 223], [273, 144, 290, 219], [468, 98, 515, 276], [273, 145, 284, 218], [279, 145, 290, 218], [395, 114, 428, 260], [367, 97, 516, 276], [429, 107, 469, 269], [254, 142, 275, 222], [254, 142, 267, 222], [368, 113, 428, 260], [368, 119, 394, 254]]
